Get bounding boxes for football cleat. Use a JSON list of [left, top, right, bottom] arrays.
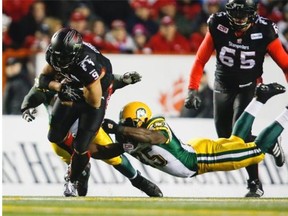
[[255, 83, 286, 103], [63, 180, 77, 197], [268, 139, 285, 167], [130, 171, 163, 197], [245, 179, 264, 198], [76, 162, 91, 196]]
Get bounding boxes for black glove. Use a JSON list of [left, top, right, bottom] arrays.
[[22, 108, 37, 122], [184, 89, 202, 109], [121, 71, 142, 84], [102, 118, 120, 134], [121, 118, 137, 127], [58, 83, 84, 102]]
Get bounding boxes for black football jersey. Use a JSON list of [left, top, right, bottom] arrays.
[[208, 12, 278, 87], [46, 42, 113, 91]]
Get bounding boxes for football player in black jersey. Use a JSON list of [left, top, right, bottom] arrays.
[[184, 0, 288, 197], [21, 72, 163, 197], [35, 27, 161, 197]]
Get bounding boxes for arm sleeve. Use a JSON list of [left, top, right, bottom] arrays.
[[20, 86, 55, 112], [112, 74, 127, 91], [188, 31, 215, 90], [267, 38, 288, 82]]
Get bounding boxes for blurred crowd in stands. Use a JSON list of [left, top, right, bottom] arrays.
[[2, 0, 288, 115], [3, 0, 288, 54]]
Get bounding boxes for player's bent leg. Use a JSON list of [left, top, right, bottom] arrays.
[[194, 137, 265, 197], [102, 154, 163, 197], [92, 128, 163, 197], [50, 132, 74, 164]]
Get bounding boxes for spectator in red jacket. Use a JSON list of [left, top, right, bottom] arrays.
[[145, 16, 191, 54]]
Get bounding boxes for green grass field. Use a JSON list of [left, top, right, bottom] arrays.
[[2, 197, 288, 216]]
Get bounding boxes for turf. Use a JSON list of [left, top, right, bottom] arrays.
[[2, 196, 288, 216]]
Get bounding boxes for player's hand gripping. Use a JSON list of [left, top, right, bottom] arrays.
[[102, 119, 120, 134], [58, 83, 84, 102], [22, 108, 37, 122], [184, 89, 202, 110], [121, 71, 142, 84]]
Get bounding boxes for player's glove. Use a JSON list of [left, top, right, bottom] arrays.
[[102, 118, 120, 134], [58, 83, 84, 102], [121, 71, 142, 84], [184, 89, 202, 110], [22, 108, 37, 122]]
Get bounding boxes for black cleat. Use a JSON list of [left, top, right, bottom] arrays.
[[255, 83, 286, 103], [268, 139, 285, 167], [76, 162, 91, 196], [245, 179, 264, 197], [130, 171, 163, 197]]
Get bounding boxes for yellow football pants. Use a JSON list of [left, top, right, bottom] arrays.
[[50, 127, 122, 165], [188, 135, 265, 175]]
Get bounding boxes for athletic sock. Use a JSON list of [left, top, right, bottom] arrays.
[[275, 108, 288, 129], [244, 98, 264, 117], [113, 154, 137, 179]]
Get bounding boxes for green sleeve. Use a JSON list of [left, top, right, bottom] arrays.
[[112, 74, 127, 91], [20, 86, 56, 112]]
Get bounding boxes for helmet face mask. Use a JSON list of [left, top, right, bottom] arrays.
[[225, 0, 257, 31], [50, 28, 83, 69], [119, 101, 152, 128], [51, 52, 76, 68]]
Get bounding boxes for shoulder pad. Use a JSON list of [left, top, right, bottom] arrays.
[[145, 116, 172, 143], [146, 116, 165, 128]]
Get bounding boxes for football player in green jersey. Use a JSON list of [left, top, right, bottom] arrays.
[[91, 83, 286, 196]]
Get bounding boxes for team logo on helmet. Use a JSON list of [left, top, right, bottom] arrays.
[[136, 108, 147, 119]]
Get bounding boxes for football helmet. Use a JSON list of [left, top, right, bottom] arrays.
[[225, 0, 258, 31], [119, 101, 152, 127], [49, 28, 83, 68]]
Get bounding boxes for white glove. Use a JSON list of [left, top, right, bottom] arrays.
[[22, 108, 37, 122], [121, 71, 142, 84]]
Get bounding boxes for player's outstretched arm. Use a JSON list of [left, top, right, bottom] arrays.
[[112, 71, 142, 91], [21, 84, 56, 122], [102, 118, 167, 144]]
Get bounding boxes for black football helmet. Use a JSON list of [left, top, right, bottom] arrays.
[[49, 28, 83, 68], [225, 0, 258, 31]]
